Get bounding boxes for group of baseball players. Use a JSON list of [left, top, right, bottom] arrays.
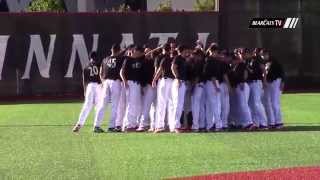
[[72, 41, 285, 133]]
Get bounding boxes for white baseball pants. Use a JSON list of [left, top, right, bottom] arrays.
[[248, 80, 267, 126], [191, 83, 204, 130], [235, 83, 253, 127], [204, 81, 220, 130], [169, 79, 186, 131], [228, 88, 239, 126], [220, 82, 230, 128], [93, 80, 121, 128], [155, 78, 173, 129], [138, 84, 156, 128], [117, 84, 127, 128], [77, 82, 101, 126], [264, 78, 283, 125], [123, 81, 142, 128]]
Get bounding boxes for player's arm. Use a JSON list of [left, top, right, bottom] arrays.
[[82, 71, 87, 97], [260, 62, 267, 88], [244, 69, 248, 81], [171, 62, 178, 79], [99, 65, 105, 82], [120, 59, 128, 88], [223, 73, 231, 90], [279, 63, 285, 91], [171, 62, 181, 87], [212, 76, 220, 92], [152, 67, 162, 88], [240, 69, 248, 90], [145, 46, 162, 56]]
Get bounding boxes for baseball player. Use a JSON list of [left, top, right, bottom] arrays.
[[261, 50, 285, 129], [170, 45, 188, 133], [203, 44, 221, 131], [136, 47, 157, 132], [152, 44, 175, 133], [247, 48, 268, 129], [72, 52, 102, 133], [120, 45, 145, 132], [190, 49, 206, 132], [228, 51, 241, 128], [93, 44, 124, 132], [217, 50, 232, 130], [115, 45, 136, 132], [182, 49, 194, 130], [233, 48, 255, 130]]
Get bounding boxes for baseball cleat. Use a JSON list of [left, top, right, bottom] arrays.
[[93, 127, 105, 133], [72, 124, 81, 133], [208, 127, 216, 132], [174, 128, 185, 133], [222, 127, 229, 131], [191, 129, 199, 133], [107, 128, 115, 132], [199, 128, 207, 133], [147, 128, 155, 132], [124, 127, 137, 132], [136, 127, 147, 132], [275, 123, 284, 129], [259, 125, 269, 130], [114, 126, 122, 132], [244, 124, 257, 131], [269, 124, 276, 129], [154, 128, 165, 133]]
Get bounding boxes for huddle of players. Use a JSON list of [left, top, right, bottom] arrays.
[[72, 42, 285, 133]]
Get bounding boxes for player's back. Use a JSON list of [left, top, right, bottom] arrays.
[[83, 62, 100, 84]]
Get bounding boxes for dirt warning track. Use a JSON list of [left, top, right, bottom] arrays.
[[171, 166, 320, 180]]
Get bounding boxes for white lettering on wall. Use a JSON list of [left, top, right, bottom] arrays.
[[22, 34, 56, 79], [197, 33, 210, 48], [149, 33, 178, 46], [65, 34, 99, 78], [5, 0, 32, 12], [120, 33, 134, 49], [0, 35, 10, 80]]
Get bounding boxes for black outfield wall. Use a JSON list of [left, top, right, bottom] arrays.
[[0, 9, 319, 98]]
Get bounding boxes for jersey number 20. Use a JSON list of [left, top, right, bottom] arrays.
[[88, 66, 99, 76]]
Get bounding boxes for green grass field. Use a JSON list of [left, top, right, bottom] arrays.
[[0, 93, 320, 180]]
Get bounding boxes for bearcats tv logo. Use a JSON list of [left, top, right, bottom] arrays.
[[249, 17, 299, 29]]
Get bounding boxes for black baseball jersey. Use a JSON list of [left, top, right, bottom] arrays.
[[228, 64, 237, 88], [142, 58, 155, 86], [123, 56, 144, 83], [185, 58, 194, 81], [247, 58, 264, 81], [217, 60, 230, 83], [100, 55, 124, 80], [234, 62, 247, 86], [158, 54, 175, 79], [83, 61, 100, 83], [203, 56, 219, 81], [266, 59, 285, 82], [154, 55, 162, 69], [228, 61, 248, 87], [172, 55, 187, 80], [193, 57, 205, 82]]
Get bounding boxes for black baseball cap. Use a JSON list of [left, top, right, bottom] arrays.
[[134, 45, 144, 53], [111, 43, 121, 52], [90, 51, 97, 60], [162, 43, 171, 52]]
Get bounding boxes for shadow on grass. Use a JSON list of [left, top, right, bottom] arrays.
[[0, 100, 82, 105], [0, 124, 320, 132]]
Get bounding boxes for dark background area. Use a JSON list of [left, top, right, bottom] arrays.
[[220, 0, 320, 91], [0, 0, 319, 100], [0, 12, 219, 99]]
